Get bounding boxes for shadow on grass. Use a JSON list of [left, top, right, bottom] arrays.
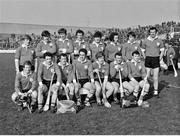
[[144, 80, 169, 101]]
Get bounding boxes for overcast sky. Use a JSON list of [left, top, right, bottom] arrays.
[[0, 0, 179, 28]]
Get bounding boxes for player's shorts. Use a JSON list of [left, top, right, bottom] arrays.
[[62, 80, 67, 85], [78, 78, 90, 87], [145, 56, 160, 68], [94, 78, 112, 83], [134, 77, 143, 82], [111, 77, 129, 83], [42, 79, 57, 89], [95, 78, 103, 83]]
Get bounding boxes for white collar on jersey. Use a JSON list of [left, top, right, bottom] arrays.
[[147, 36, 158, 41], [58, 62, 69, 68], [127, 40, 136, 44], [58, 38, 69, 42], [77, 58, 87, 63], [42, 61, 54, 69], [21, 71, 32, 78], [75, 39, 85, 43], [96, 61, 106, 68], [21, 44, 29, 48], [114, 60, 124, 65], [131, 59, 141, 63], [92, 41, 103, 46], [110, 41, 118, 46]]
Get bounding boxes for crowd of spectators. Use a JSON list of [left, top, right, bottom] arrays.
[[0, 21, 180, 49]]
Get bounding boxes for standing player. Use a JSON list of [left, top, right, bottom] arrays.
[[127, 51, 150, 105], [73, 49, 95, 107], [15, 35, 37, 73], [56, 28, 73, 62], [92, 51, 114, 108], [57, 53, 75, 100], [37, 52, 61, 113], [72, 29, 91, 60], [141, 27, 164, 97], [89, 31, 105, 62], [122, 31, 142, 62], [105, 32, 122, 64], [12, 61, 37, 112], [36, 30, 57, 64], [110, 52, 134, 104]]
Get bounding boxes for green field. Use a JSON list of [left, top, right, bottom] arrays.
[[0, 53, 180, 135]]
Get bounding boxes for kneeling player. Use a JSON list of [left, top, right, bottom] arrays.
[[110, 52, 134, 104], [73, 49, 95, 107], [92, 51, 114, 108], [57, 53, 75, 100], [38, 52, 61, 113], [11, 61, 37, 112], [128, 51, 150, 106]]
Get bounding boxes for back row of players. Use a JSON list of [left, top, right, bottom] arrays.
[[12, 27, 165, 113]]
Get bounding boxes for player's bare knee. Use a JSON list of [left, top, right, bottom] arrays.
[[11, 92, 18, 102], [31, 91, 38, 99]]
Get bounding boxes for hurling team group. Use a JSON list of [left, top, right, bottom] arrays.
[[11, 26, 174, 113]]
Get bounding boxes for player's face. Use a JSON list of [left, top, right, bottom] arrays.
[[45, 56, 52, 65], [59, 33, 66, 40], [77, 33, 83, 41], [23, 39, 30, 46], [23, 65, 31, 74], [165, 43, 169, 48], [98, 56, 105, 65], [150, 29, 157, 38], [94, 37, 101, 43], [114, 35, 119, 43], [128, 35, 135, 43], [43, 36, 50, 43], [79, 52, 86, 61], [115, 55, 123, 63], [60, 56, 67, 65], [133, 54, 140, 62]]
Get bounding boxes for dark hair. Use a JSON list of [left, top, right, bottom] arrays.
[[109, 32, 119, 42], [93, 31, 102, 38], [164, 40, 170, 44], [127, 31, 136, 38], [115, 51, 122, 57], [79, 48, 87, 55], [20, 34, 32, 42], [58, 28, 67, 35], [76, 29, 84, 36], [132, 50, 140, 56], [148, 27, 158, 33], [59, 53, 68, 60], [44, 52, 53, 59], [23, 60, 32, 67], [95, 51, 105, 59], [41, 30, 51, 37]]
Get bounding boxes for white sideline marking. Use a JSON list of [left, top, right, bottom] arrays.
[[168, 84, 180, 89], [0, 50, 15, 53]]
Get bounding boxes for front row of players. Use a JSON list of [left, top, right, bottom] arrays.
[[11, 49, 150, 113]]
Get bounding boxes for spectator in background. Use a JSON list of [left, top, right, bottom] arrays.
[[163, 41, 175, 74], [171, 41, 179, 69]]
